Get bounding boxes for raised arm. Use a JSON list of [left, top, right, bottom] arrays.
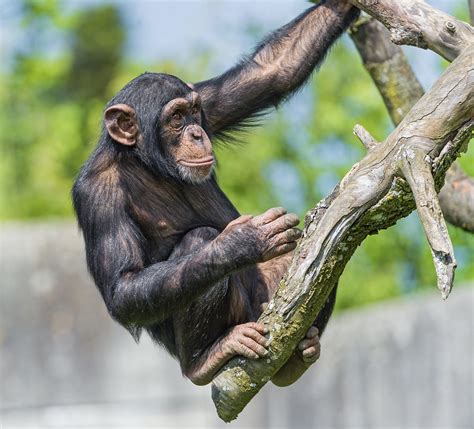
[[195, 0, 359, 137]]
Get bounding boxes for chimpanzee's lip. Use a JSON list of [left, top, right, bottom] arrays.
[[178, 156, 214, 167]]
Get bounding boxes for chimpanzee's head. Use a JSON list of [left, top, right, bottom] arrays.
[[103, 72, 214, 184]]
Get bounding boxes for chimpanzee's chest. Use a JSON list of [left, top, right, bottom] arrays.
[[128, 175, 239, 261]]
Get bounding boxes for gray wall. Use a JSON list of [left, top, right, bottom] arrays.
[[1, 223, 472, 429]]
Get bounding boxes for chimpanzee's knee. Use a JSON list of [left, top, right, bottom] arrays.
[[170, 227, 220, 259]]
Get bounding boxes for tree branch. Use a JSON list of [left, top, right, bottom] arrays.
[[400, 144, 456, 298], [350, 14, 424, 123], [350, 16, 474, 233], [212, 0, 474, 421], [212, 37, 474, 421], [347, 0, 474, 61], [353, 123, 379, 149]]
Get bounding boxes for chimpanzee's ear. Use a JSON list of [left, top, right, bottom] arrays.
[[104, 104, 140, 146]]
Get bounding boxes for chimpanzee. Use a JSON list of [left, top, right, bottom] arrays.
[[73, 0, 359, 386]]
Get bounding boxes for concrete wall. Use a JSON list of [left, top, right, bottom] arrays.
[[1, 223, 472, 428]]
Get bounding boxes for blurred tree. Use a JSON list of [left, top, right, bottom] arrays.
[[0, 2, 124, 217], [65, 6, 124, 101]]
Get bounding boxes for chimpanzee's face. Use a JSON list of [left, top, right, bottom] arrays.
[[103, 76, 214, 184], [159, 91, 214, 184]]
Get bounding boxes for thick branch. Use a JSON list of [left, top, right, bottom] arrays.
[[347, 0, 474, 61], [350, 17, 474, 233], [212, 42, 474, 422]]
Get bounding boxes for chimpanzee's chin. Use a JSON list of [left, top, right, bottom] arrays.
[[177, 164, 213, 185]]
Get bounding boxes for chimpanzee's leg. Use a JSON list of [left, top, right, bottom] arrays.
[[161, 227, 337, 385], [260, 257, 339, 387], [259, 256, 339, 336], [167, 227, 256, 377]]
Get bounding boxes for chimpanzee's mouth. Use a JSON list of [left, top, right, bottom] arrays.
[[179, 157, 214, 167]]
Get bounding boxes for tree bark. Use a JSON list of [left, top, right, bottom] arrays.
[[350, 16, 474, 233]]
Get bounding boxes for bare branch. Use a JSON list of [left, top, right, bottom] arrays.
[[347, 0, 474, 61], [400, 146, 456, 298], [350, 16, 424, 122], [353, 124, 378, 150], [212, 1, 474, 420]]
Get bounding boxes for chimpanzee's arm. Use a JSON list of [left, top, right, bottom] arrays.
[[195, 0, 358, 137], [77, 199, 300, 331], [184, 285, 338, 386]]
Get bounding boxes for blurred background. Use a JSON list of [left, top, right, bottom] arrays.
[[0, 0, 472, 428]]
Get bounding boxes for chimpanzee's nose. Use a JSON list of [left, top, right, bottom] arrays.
[[191, 127, 203, 142]]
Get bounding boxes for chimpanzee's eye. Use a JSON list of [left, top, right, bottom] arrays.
[[171, 112, 183, 129]]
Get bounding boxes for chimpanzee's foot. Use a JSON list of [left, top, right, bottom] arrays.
[[297, 326, 320, 364]]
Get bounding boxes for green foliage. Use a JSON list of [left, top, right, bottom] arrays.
[[1, 1, 472, 310], [65, 6, 124, 100]]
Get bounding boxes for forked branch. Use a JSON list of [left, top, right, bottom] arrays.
[[350, 15, 474, 234]]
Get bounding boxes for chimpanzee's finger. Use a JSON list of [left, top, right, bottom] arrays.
[[242, 322, 269, 335], [225, 214, 253, 229], [272, 227, 302, 245], [242, 327, 270, 347], [306, 326, 319, 339], [264, 242, 297, 261], [233, 341, 259, 360], [298, 337, 319, 351], [302, 345, 320, 360], [264, 213, 300, 236], [252, 207, 287, 226], [239, 336, 268, 357]]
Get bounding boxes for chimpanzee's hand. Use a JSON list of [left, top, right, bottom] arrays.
[[219, 322, 270, 360], [297, 326, 320, 364], [218, 207, 302, 265]]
